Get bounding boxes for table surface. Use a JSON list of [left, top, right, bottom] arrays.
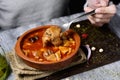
[[0, 13, 120, 80], [39, 20, 120, 80]]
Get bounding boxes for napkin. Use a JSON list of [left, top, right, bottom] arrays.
[[6, 48, 87, 80]]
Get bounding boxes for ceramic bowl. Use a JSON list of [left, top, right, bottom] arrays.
[[15, 25, 80, 71]]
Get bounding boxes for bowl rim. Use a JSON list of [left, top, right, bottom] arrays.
[[15, 25, 80, 64]]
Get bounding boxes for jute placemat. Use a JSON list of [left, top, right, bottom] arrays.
[[6, 48, 87, 80]]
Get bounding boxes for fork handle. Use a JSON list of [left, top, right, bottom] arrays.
[[75, 10, 95, 19]]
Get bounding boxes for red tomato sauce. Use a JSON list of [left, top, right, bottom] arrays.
[[21, 28, 76, 62]]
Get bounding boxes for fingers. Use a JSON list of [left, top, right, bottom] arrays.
[[87, 13, 113, 27], [84, 3, 116, 14], [94, 13, 113, 19], [95, 5, 116, 14], [84, 7, 94, 12], [87, 15, 110, 27], [99, 0, 109, 7], [87, 0, 109, 9], [84, 4, 116, 27], [89, 15, 110, 23]]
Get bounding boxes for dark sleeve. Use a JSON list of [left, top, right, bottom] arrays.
[[110, 0, 120, 5], [68, 0, 86, 14]]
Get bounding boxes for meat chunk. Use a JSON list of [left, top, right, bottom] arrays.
[[60, 29, 74, 40], [42, 26, 62, 47]]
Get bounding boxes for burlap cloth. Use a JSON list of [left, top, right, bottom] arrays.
[[6, 48, 87, 80]]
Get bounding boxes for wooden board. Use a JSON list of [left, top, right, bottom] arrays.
[[38, 20, 120, 80]]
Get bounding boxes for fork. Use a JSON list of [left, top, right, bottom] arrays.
[[62, 10, 95, 30]]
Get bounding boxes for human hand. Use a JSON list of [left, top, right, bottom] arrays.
[[87, 0, 109, 9], [84, 0, 116, 27]]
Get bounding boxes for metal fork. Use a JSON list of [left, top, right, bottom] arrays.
[[62, 10, 95, 30]]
